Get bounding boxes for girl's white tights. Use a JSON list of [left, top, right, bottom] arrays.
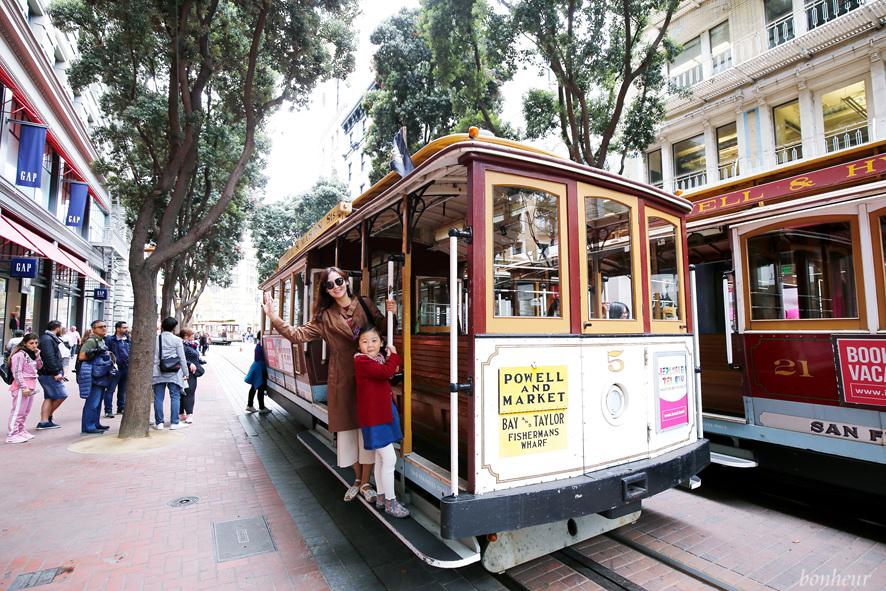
[[373, 444, 397, 499]]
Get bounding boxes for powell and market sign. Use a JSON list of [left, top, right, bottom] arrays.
[[687, 152, 886, 219]]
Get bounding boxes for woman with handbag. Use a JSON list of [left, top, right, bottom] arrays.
[[178, 328, 204, 424], [153, 317, 189, 430], [244, 331, 269, 413], [262, 266, 397, 504]]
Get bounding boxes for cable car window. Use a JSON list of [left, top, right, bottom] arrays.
[[281, 278, 292, 325], [586, 198, 633, 319], [649, 217, 681, 320], [416, 276, 449, 332], [746, 221, 857, 319], [492, 185, 561, 318], [370, 255, 402, 330], [294, 272, 304, 326]]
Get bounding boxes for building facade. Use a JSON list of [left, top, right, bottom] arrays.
[[0, 0, 132, 342], [636, 0, 886, 193]]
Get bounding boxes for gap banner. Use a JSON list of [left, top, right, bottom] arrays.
[[14, 121, 48, 188]]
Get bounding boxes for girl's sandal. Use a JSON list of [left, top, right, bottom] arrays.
[[360, 483, 378, 503], [344, 480, 361, 502], [385, 498, 410, 518]]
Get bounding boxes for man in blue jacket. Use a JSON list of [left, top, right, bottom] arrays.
[[35, 320, 67, 430], [104, 321, 130, 418], [78, 320, 113, 434]]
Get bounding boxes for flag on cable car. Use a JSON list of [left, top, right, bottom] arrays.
[[390, 127, 415, 177], [15, 121, 48, 188], [66, 181, 89, 227]]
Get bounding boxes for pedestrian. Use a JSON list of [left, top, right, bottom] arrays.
[[9, 307, 21, 331], [35, 320, 67, 430], [5, 333, 41, 443], [58, 326, 72, 379], [152, 317, 189, 430], [5, 330, 23, 356], [244, 331, 270, 413], [261, 266, 397, 503], [104, 321, 131, 418], [353, 325, 408, 517], [66, 325, 81, 358], [77, 320, 114, 435], [178, 328, 204, 424], [200, 332, 210, 355]]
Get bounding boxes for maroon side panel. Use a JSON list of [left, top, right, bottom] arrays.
[[565, 179, 581, 334], [466, 159, 486, 493], [741, 333, 839, 405]]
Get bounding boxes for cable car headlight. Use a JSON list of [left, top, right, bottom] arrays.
[[602, 384, 628, 426]]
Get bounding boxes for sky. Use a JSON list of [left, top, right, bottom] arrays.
[[262, 0, 420, 202]]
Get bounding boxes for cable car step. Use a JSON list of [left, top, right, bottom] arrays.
[[297, 430, 481, 568]]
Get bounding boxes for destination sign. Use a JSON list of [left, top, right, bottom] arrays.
[[498, 366, 567, 458]]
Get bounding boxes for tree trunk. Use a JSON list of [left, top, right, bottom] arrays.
[[117, 260, 158, 438]]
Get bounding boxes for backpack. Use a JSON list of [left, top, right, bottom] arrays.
[[0, 357, 12, 385]]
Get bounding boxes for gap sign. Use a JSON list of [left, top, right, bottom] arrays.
[[10, 257, 37, 278], [93, 288, 108, 300]]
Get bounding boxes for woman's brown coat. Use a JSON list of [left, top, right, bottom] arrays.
[[270, 296, 386, 433]]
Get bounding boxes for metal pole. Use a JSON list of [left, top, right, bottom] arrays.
[[690, 266, 703, 440], [387, 260, 394, 346], [449, 235, 458, 497], [723, 274, 733, 367]]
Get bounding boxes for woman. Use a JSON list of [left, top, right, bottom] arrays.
[[58, 326, 72, 379], [178, 328, 204, 424], [262, 266, 396, 503], [244, 331, 270, 413], [152, 317, 190, 430], [6, 333, 41, 443]]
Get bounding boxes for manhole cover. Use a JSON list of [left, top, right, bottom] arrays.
[[212, 515, 277, 562], [168, 496, 201, 507], [9, 568, 59, 590]]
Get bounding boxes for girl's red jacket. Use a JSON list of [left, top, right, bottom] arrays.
[[354, 352, 402, 427]]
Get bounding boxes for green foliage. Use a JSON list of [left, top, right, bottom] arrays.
[[511, 0, 681, 169], [250, 177, 349, 283]]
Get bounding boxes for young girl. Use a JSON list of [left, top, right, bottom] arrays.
[[353, 325, 408, 518], [6, 333, 42, 444]]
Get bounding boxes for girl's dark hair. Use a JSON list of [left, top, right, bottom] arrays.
[[161, 316, 178, 332], [313, 266, 352, 321], [356, 324, 383, 345], [11, 333, 39, 357]]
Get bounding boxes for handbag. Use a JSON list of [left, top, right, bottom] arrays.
[[0, 358, 11, 385], [158, 334, 182, 373]]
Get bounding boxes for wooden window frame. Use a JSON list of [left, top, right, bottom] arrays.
[[578, 185, 644, 334], [485, 171, 570, 334], [740, 214, 866, 331], [646, 208, 688, 334], [415, 275, 450, 334]]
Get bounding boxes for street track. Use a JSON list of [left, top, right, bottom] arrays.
[[494, 533, 743, 591]]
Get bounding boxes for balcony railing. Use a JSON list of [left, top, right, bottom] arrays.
[[718, 160, 740, 180], [775, 140, 804, 164], [675, 170, 707, 191], [767, 14, 796, 49], [711, 49, 733, 75], [824, 122, 870, 153], [669, 63, 704, 90], [807, 0, 865, 31]]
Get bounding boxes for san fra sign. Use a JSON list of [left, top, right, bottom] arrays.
[[833, 336, 886, 408]]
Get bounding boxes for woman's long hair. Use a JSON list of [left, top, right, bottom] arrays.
[[313, 266, 353, 321], [11, 333, 39, 358]]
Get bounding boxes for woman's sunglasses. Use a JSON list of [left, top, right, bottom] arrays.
[[324, 277, 346, 290]]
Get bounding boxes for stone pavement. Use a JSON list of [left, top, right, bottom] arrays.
[[0, 346, 502, 591]]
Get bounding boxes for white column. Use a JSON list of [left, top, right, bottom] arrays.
[[869, 52, 886, 142], [797, 79, 816, 160], [703, 120, 717, 186], [660, 136, 674, 193], [792, 0, 808, 37], [734, 101, 747, 177], [757, 96, 776, 169]]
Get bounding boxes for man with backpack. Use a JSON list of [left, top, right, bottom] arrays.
[[35, 320, 67, 430], [104, 321, 130, 418]]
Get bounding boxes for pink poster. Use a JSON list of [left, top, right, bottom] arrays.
[[657, 353, 689, 430], [264, 337, 278, 369]]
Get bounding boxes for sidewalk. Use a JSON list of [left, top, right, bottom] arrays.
[[0, 358, 328, 591]]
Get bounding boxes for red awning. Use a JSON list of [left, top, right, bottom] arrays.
[[2, 216, 111, 287], [0, 216, 43, 254]]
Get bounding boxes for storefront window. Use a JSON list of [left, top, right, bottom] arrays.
[[746, 221, 857, 319], [822, 81, 868, 153], [647, 149, 663, 188], [587, 198, 633, 319], [492, 185, 561, 318], [649, 217, 681, 320], [669, 36, 703, 88], [89, 204, 107, 243], [717, 122, 739, 179], [774, 100, 802, 163], [673, 134, 706, 191]]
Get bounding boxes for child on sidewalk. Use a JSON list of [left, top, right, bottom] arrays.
[[6, 333, 42, 443], [353, 325, 408, 518]]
